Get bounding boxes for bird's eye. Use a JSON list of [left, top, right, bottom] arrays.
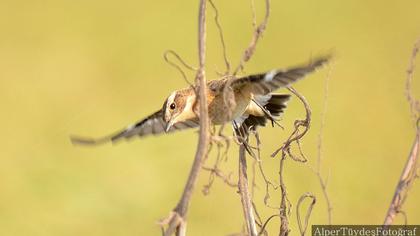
[[170, 103, 176, 110]]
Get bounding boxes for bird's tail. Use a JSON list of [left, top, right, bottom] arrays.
[[245, 93, 290, 129], [260, 93, 290, 120], [233, 93, 290, 156]]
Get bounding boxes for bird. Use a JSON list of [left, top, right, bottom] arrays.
[[70, 55, 330, 146]]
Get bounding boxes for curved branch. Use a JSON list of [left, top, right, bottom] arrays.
[[161, 1, 210, 235], [258, 214, 279, 236], [234, 0, 270, 75], [271, 86, 312, 162], [163, 50, 196, 86], [296, 193, 316, 236]]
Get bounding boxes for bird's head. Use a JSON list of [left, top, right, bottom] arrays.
[[162, 90, 193, 132]]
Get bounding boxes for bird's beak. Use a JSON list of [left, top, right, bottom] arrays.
[[165, 120, 174, 133]]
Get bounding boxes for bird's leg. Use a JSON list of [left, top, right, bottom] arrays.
[[232, 121, 257, 158]]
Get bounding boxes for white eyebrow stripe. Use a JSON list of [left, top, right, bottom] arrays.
[[165, 91, 177, 117], [183, 95, 195, 113], [167, 91, 177, 103], [263, 69, 277, 82], [172, 95, 196, 124]]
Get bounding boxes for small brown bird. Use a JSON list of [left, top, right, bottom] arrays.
[[70, 55, 330, 145]]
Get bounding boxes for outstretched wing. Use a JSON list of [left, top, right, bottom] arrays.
[[70, 110, 199, 146], [231, 55, 331, 95]]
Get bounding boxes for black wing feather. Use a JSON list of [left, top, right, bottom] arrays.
[[232, 55, 331, 95], [70, 109, 199, 146]]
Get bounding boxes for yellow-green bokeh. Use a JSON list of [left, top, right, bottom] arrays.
[[1, 0, 419, 235]]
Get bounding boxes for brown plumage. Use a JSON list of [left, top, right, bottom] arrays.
[[70, 55, 330, 146]]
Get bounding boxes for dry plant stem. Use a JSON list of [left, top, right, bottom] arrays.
[[384, 39, 420, 226], [208, 0, 230, 74], [251, 158, 257, 198], [254, 132, 278, 208], [405, 38, 420, 125], [383, 127, 420, 225], [202, 127, 236, 194], [384, 38, 420, 226], [275, 87, 313, 235], [279, 153, 290, 236], [202, 166, 237, 188], [163, 1, 209, 235], [296, 193, 316, 236], [315, 65, 333, 224], [251, 202, 264, 230], [250, 0, 257, 30], [234, 0, 270, 75], [259, 215, 279, 236], [271, 87, 311, 162], [163, 50, 197, 86], [238, 144, 258, 236], [314, 168, 332, 224]]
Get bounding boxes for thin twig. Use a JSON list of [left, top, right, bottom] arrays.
[[279, 152, 290, 236], [252, 202, 264, 232], [296, 193, 316, 236], [202, 127, 236, 193], [250, 0, 257, 30], [163, 50, 196, 86], [258, 214, 279, 236], [161, 1, 210, 235], [271, 87, 312, 162], [251, 156, 258, 199], [254, 131, 278, 208], [383, 126, 420, 225], [313, 64, 334, 224], [234, 0, 270, 75], [383, 37, 420, 226], [272, 86, 313, 236], [208, 0, 230, 75], [405, 38, 420, 125], [202, 166, 237, 189], [238, 144, 258, 236]]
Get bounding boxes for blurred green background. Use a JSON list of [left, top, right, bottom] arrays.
[[1, 0, 420, 235]]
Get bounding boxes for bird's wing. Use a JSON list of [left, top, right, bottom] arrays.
[[70, 109, 199, 146], [231, 55, 330, 95]]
